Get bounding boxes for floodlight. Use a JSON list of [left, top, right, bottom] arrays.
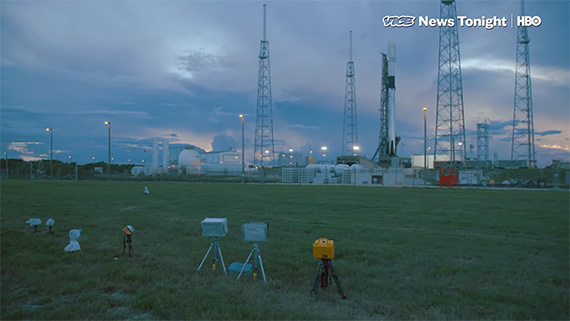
[[201, 217, 228, 237], [242, 222, 269, 242]]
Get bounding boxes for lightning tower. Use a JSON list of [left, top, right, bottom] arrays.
[[477, 120, 489, 161], [511, 0, 536, 167], [434, 0, 466, 167], [341, 31, 358, 156], [373, 42, 399, 166], [253, 4, 275, 167]]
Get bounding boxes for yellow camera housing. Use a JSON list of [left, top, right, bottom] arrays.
[[313, 238, 334, 259]]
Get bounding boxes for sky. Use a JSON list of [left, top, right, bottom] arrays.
[[1, 0, 568, 167]]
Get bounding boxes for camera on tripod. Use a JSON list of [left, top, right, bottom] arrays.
[[313, 238, 334, 259], [242, 222, 269, 242], [200, 218, 228, 237]]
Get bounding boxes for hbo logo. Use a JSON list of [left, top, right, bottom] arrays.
[[517, 16, 542, 27]]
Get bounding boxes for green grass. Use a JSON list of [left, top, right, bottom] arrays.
[[1, 180, 568, 320]]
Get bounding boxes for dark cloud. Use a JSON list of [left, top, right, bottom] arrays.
[[211, 135, 238, 151], [536, 130, 562, 137], [177, 50, 227, 74]]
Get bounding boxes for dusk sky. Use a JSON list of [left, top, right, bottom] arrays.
[[1, 0, 568, 166]]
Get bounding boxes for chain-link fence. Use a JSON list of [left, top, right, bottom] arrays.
[[1, 159, 568, 188]]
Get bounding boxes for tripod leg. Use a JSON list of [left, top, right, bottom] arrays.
[[258, 253, 266, 282], [312, 262, 324, 294], [122, 235, 126, 257], [217, 244, 227, 274], [329, 262, 347, 299], [321, 260, 330, 290], [236, 249, 254, 281], [197, 243, 214, 271]]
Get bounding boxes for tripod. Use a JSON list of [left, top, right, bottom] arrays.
[[312, 259, 347, 299], [122, 233, 134, 257], [236, 242, 266, 282], [198, 238, 227, 274], [46, 226, 55, 235]]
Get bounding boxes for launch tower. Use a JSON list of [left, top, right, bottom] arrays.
[[373, 41, 399, 166]]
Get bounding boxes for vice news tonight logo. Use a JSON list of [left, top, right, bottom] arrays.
[[382, 15, 542, 29]]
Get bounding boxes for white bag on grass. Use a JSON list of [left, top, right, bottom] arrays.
[[65, 229, 82, 252], [65, 241, 81, 252]]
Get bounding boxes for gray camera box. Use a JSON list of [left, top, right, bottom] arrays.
[[242, 222, 269, 242], [201, 217, 228, 237]]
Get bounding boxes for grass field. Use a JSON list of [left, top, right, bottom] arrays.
[[1, 180, 568, 320]]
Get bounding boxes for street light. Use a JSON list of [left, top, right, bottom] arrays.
[[46, 128, 53, 176], [104, 121, 111, 180], [239, 114, 245, 178], [423, 107, 427, 184], [321, 146, 327, 161]]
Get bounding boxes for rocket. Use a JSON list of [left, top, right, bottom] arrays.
[[387, 41, 397, 156]]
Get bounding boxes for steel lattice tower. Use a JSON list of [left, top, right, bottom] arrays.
[[253, 4, 275, 167], [434, 0, 466, 167], [477, 120, 489, 161], [511, 0, 536, 167], [373, 53, 390, 163], [342, 31, 358, 156]]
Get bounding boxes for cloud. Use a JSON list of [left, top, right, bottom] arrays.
[[211, 134, 238, 151], [214, 107, 232, 116], [290, 124, 321, 130], [539, 144, 569, 151], [177, 50, 228, 78], [8, 142, 43, 155], [2, 105, 150, 118], [462, 58, 569, 86], [536, 130, 562, 137]]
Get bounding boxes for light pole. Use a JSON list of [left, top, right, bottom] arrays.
[[239, 114, 245, 178], [423, 107, 427, 184], [3, 152, 8, 179], [104, 121, 111, 180], [46, 128, 53, 176]]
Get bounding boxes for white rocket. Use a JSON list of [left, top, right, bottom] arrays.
[[387, 41, 397, 156]]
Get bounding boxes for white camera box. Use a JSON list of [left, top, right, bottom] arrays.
[[201, 217, 228, 237], [242, 222, 269, 242]]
